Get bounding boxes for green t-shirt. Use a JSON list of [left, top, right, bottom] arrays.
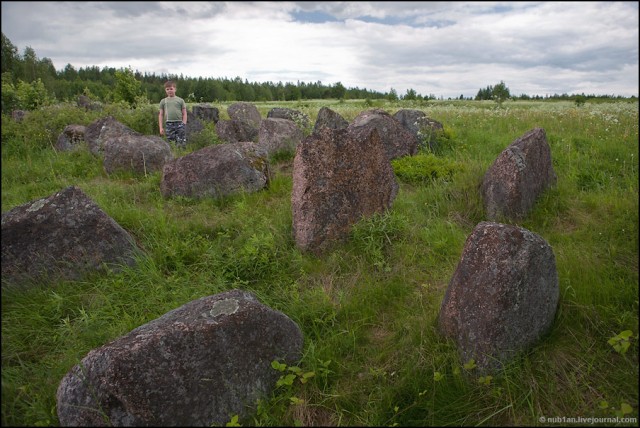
[[160, 96, 186, 122]]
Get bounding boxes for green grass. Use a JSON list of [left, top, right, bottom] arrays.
[[2, 99, 638, 426]]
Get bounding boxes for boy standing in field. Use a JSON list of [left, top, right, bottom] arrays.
[[159, 80, 188, 148]]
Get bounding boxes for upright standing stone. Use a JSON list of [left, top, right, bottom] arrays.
[[312, 106, 349, 134], [481, 128, 557, 220], [227, 102, 262, 130], [438, 221, 559, 373], [292, 127, 399, 254]]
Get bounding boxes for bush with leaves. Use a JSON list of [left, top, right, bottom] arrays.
[[1, 76, 50, 111], [113, 67, 143, 108], [391, 153, 463, 185]]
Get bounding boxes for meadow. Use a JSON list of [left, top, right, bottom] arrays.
[[1, 98, 638, 426]]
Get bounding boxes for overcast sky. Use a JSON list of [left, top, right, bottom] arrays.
[[2, 1, 638, 98]]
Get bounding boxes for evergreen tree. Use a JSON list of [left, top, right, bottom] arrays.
[[1, 32, 19, 76]]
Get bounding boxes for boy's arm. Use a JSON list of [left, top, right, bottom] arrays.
[[158, 109, 165, 135], [182, 107, 187, 124]]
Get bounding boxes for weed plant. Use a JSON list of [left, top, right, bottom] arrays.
[[1, 99, 638, 426]]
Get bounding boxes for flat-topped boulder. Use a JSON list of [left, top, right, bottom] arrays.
[[160, 142, 270, 199], [267, 107, 310, 131], [103, 134, 173, 176]]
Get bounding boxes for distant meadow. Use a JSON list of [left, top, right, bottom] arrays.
[[2, 98, 638, 426]]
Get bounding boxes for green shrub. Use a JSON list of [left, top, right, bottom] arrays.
[[391, 153, 463, 184]]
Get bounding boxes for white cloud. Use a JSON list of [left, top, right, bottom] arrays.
[[1, 1, 637, 97]]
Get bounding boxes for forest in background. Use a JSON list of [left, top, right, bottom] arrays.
[[2, 32, 636, 113]]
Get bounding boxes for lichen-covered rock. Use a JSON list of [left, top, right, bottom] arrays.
[[267, 107, 310, 131], [215, 119, 259, 143], [56, 289, 304, 426], [227, 102, 262, 130], [192, 104, 220, 123], [1, 186, 140, 287], [393, 109, 444, 152], [84, 116, 139, 156]]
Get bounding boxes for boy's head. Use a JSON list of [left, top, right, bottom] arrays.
[[164, 80, 176, 97]]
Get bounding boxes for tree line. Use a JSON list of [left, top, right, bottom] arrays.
[[1, 32, 635, 112], [1, 32, 410, 111]]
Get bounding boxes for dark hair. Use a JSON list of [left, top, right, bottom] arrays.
[[164, 80, 176, 88]]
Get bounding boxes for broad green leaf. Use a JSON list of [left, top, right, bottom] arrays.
[[620, 402, 633, 414], [271, 361, 287, 371]]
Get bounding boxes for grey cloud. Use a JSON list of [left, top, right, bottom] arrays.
[[92, 1, 228, 19], [1, 1, 637, 97], [93, 1, 160, 18]]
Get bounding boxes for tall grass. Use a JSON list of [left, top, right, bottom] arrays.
[[2, 99, 638, 426]]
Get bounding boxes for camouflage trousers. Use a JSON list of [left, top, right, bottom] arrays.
[[165, 121, 186, 148]]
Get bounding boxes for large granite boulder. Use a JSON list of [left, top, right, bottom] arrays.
[[160, 142, 270, 199], [77, 95, 102, 111], [292, 127, 399, 254], [392, 109, 444, 152], [438, 221, 559, 373], [480, 128, 557, 221], [348, 109, 418, 160], [267, 107, 310, 131], [103, 134, 173, 176], [184, 110, 205, 142], [55, 124, 87, 152], [312, 106, 348, 134], [56, 289, 304, 426], [192, 104, 220, 123], [227, 102, 262, 130], [84, 116, 139, 156], [1, 186, 140, 286], [257, 118, 304, 158], [215, 119, 259, 143]]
